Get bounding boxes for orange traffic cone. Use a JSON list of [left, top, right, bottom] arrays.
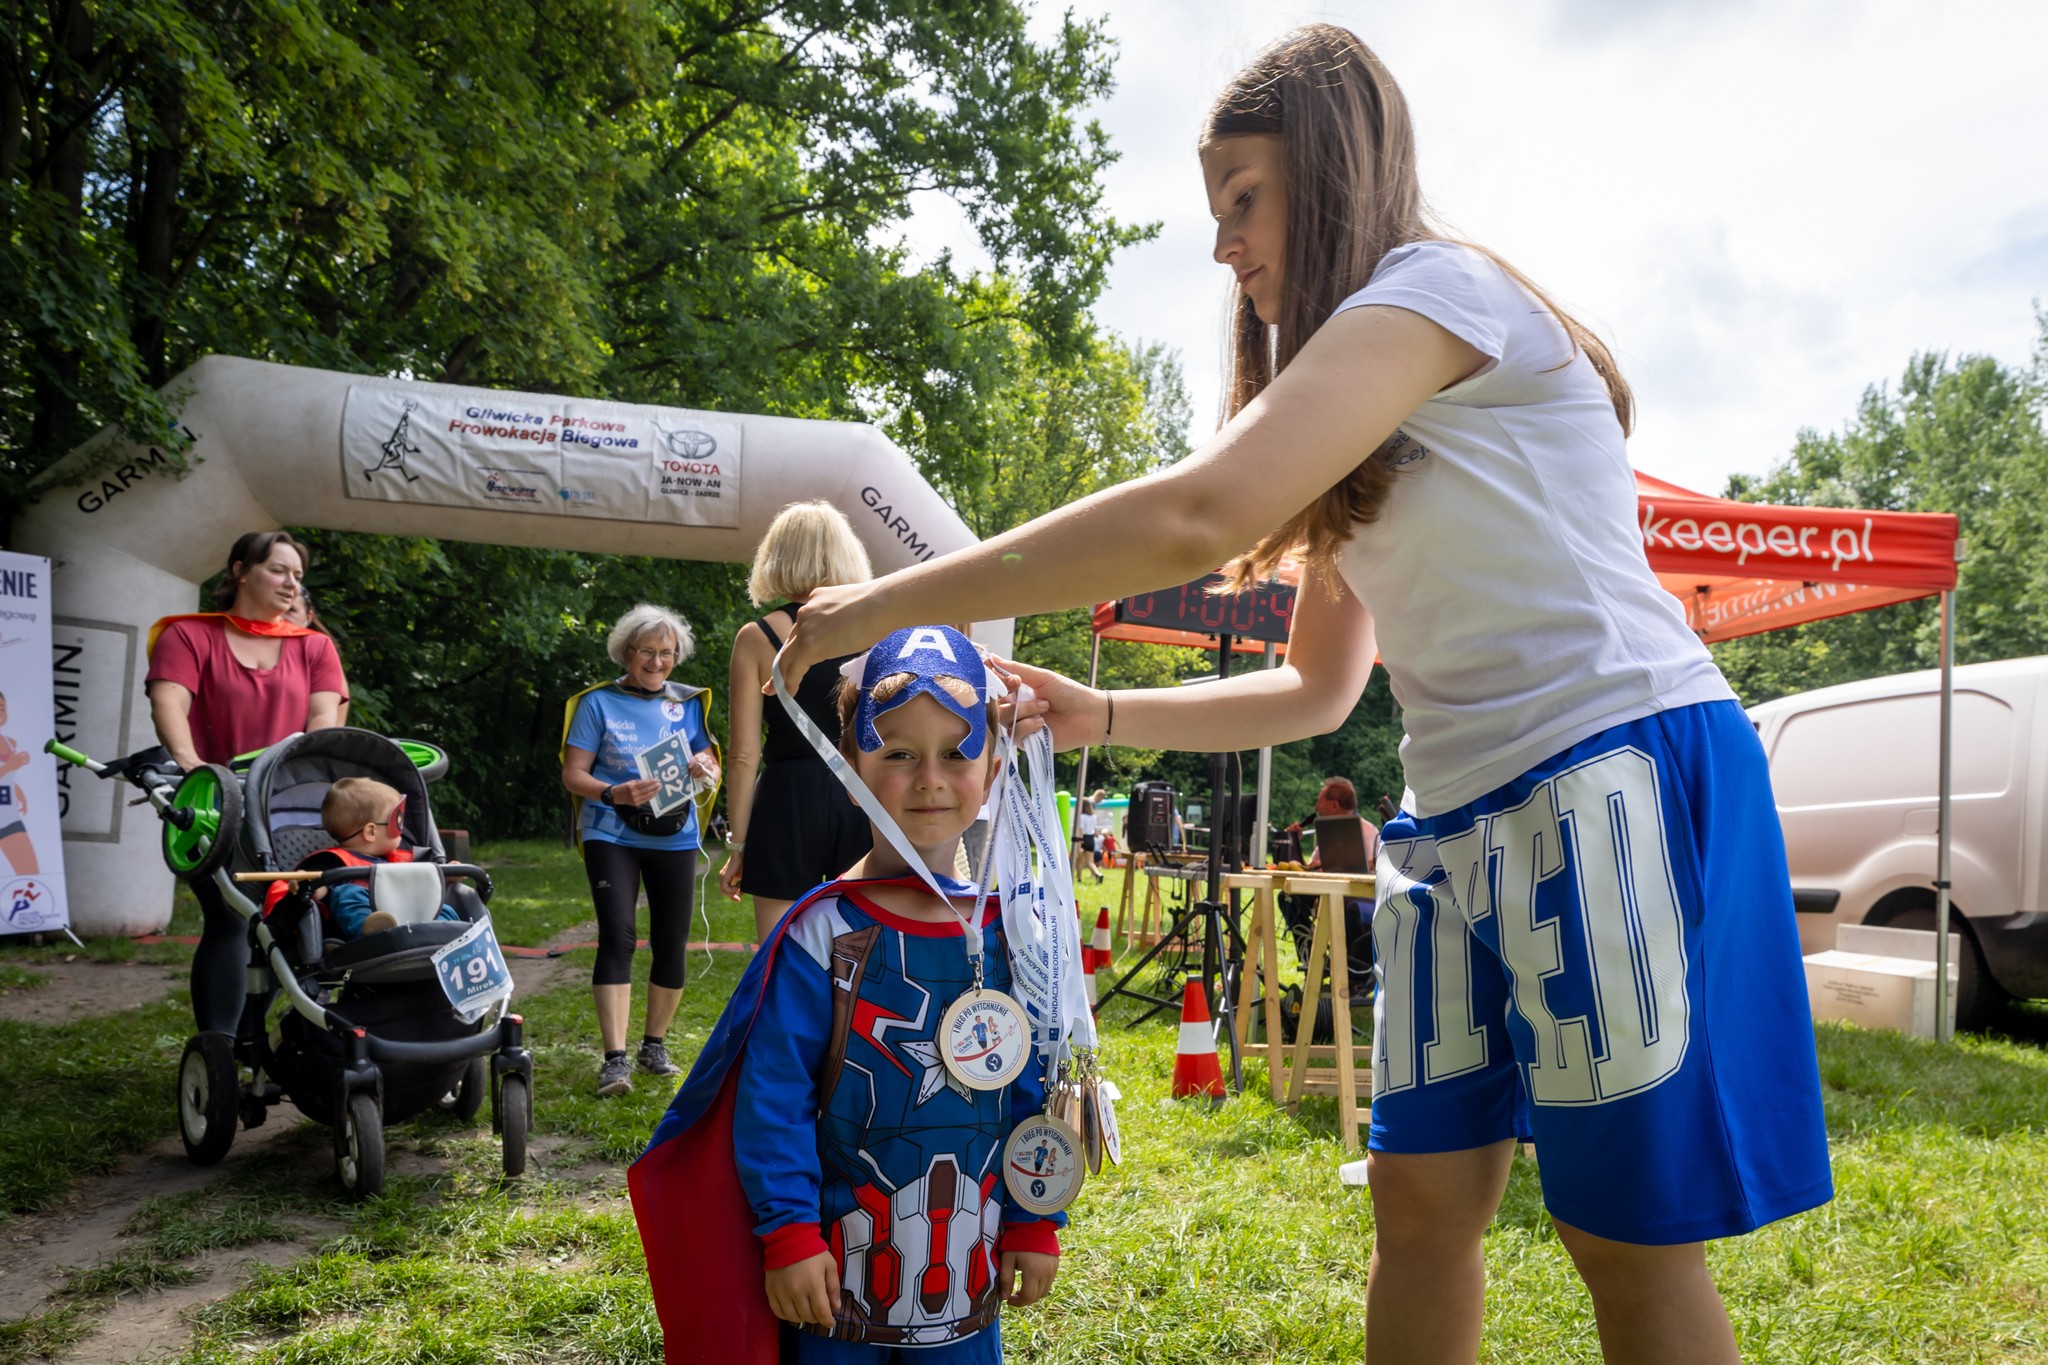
[[1083, 946, 1098, 1010], [1171, 979, 1226, 1101], [1091, 908, 1111, 972]]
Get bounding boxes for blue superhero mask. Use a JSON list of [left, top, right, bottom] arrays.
[[851, 626, 991, 760]]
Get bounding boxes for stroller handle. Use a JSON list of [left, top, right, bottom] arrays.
[[235, 862, 495, 898]]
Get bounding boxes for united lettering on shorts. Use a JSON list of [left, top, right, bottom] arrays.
[[1002, 1116, 1083, 1215], [939, 989, 1029, 1090]]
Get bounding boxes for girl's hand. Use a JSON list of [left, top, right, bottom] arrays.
[[718, 849, 745, 900], [767, 583, 886, 695], [764, 1252, 842, 1326], [986, 657, 1105, 752], [999, 1250, 1058, 1307]]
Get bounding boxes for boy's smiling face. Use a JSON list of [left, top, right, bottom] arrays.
[[854, 692, 996, 853]]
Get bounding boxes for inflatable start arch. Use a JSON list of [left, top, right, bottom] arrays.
[[16, 356, 1007, 935]]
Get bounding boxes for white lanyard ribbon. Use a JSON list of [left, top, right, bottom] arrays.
[[994, 724, 1099, 1058]]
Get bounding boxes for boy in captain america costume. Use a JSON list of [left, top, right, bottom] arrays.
[[630, 626, 1062, 1365]]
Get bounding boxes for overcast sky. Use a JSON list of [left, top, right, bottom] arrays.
[[907, 0, 2048, 495]]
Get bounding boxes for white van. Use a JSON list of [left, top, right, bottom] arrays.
[[1746, 656, 2048, 1028]]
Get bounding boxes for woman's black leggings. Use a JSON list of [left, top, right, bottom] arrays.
[[192, 875, 247, 1035], [582, 840, 697, 990]]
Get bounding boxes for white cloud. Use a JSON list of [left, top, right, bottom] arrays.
[[908, 0, 2048, 493]]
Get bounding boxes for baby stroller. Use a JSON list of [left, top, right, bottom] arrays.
[[47, 728, 534, 1198]]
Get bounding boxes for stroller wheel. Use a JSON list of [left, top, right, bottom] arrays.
[[447, 1055, 487, 1123], [338, 1092, 386, 1198], [177, 1034, 240, 1166], [498, 1075, 530, 1177], [163, 764, 242, 881]]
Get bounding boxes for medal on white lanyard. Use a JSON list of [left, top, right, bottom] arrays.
[[770, 648, 1031, 1092]]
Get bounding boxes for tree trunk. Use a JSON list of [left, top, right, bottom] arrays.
[[26, 0, 99, 466], [130, 69, 187, 387]]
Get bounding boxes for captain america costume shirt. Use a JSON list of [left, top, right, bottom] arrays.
[[729, 877, 1062, 1348]]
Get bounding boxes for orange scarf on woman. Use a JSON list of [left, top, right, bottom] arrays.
[[146, 613, 315, 658]]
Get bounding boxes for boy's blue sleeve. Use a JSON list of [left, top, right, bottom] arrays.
[[327, 882, 372, 938], [565, 693, 605, 753], [731, 920, 835, 1246]]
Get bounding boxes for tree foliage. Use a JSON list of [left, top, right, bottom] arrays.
[[3, 0, 1181, 837], [2, 0, 1149, 526], [1713, 316, 2048, 704]]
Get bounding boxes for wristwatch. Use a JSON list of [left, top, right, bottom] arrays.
[[599, 784, 617, 807]]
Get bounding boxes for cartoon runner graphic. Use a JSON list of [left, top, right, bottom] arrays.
[[365, 400, 423, 483], [0, 692, 39, 874]]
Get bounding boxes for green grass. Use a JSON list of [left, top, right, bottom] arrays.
[[4, 841, 2047, 1362]]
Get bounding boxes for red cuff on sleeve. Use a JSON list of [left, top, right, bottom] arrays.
[[997, 1221, 1061, 1257], [760, 1222, 830, 1270]]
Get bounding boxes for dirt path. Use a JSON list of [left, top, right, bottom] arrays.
[[0, 1120, 322, 1323], [506, 918, 598, 1002], [0, 918, 623, 1361], [0, 961, 185, 1026], [52, 1239, 315, 1365]]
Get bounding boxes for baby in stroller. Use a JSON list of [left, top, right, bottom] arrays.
[[264, 776, 466, 939]]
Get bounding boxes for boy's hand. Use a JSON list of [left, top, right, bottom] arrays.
[[999, 1250, 1058, 1307], [764, 1252, 841, 1326]]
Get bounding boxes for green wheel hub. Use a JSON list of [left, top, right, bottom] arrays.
[[163, 764, 242, 880]]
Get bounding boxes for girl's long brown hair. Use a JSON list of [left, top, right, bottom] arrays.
[[1212, 25, 1632, 587]]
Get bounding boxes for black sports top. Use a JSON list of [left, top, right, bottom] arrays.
[[757, 605, 859, 764]]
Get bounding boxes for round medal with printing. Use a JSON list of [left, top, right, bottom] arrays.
[[939, 988, 1030, 1091], [1096, 1079, 1123, 1168], [1003, 1114, 1084, 1215], [1080, 1075, 1104, 1175]]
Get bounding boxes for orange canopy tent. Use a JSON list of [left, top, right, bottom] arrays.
[[1634, 471, 1960, 640]]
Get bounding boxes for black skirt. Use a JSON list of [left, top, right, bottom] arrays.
[[738, 757, 872, 901]]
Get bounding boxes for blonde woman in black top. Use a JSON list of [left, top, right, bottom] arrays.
[[720, 502, 874, 941]]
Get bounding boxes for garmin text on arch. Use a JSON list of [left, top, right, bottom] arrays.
[[75, 427, 196, 513], [859, 486, 933, 561]]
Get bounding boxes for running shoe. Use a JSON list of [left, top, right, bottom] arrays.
[[596, 1053, 634, 1098], [636, 1039, 683, 1077]]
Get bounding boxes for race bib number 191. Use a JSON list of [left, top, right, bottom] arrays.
[[432, 915, 513, 1024]]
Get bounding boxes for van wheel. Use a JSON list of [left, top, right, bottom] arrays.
[[1870, 907, 2007, 1031]]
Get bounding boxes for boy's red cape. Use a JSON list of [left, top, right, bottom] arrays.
[[627, 878, 838, 1365]]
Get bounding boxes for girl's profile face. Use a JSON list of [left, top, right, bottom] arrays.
[[1202, 134, 1287, 325]]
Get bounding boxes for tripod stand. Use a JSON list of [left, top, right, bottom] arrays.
[[1096, 631, 1248, 1093]]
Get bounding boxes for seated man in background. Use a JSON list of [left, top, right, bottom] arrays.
[[1307, 776, 1380, 873], [1308, 776, 1379, 999]]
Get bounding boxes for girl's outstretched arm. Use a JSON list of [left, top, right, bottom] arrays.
[[775, 304, 1480, 682], [1003, 559, 1379, 754]]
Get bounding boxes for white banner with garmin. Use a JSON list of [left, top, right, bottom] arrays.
[[0, 550, 70, 934], [340, 384, 744, 527]]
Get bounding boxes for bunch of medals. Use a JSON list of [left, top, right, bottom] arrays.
[[773, 653, 1118, 1220]]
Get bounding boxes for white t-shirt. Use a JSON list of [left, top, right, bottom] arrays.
[[1332, 241, 1734, 816]]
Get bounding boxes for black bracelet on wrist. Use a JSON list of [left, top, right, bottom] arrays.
[[599, 784, 616, 807], [1104, 690, 1114, 740]]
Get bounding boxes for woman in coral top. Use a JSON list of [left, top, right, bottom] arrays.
[[146, 530, 347, 1035]]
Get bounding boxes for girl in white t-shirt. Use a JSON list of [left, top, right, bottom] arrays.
[[775, 25, 1829, 1364]]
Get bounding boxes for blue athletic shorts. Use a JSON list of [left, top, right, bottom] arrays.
[[1368, 700, 1834, 1245]]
